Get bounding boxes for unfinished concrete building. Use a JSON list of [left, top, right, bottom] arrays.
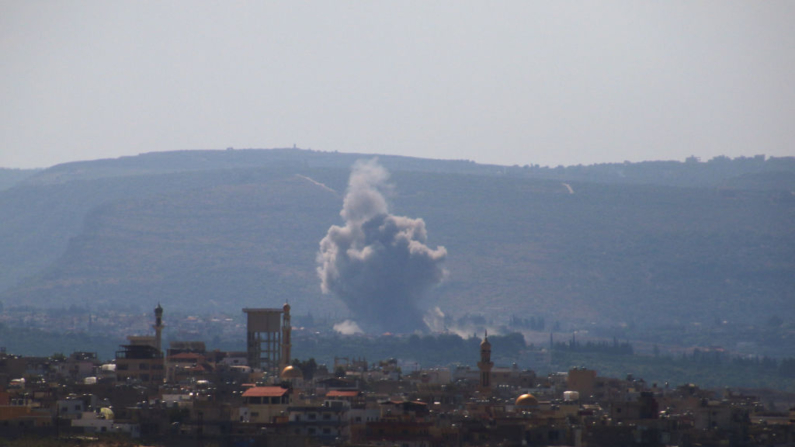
[[243, 304, 291, 376]]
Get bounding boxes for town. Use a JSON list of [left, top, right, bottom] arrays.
[[1, 305, 793, 446]]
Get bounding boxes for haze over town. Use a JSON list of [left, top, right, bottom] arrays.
[[1, 3, 795, 444]]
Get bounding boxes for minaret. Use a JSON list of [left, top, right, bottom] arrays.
[[153, 303, 164, 355], [477, 331, 494, 395], [281, 303, 292, 368]]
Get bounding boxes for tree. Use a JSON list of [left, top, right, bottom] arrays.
[[292, 358, 318, 380]]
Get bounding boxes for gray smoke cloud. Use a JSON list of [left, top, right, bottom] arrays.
[[317, 159, 447, 333]]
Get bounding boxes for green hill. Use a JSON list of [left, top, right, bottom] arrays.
[[0, 168, 39, 191], [0, 149, 793, 351]]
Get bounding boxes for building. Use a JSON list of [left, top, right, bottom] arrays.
[[477, 332, 494, 395], [153, 303, 164, 353], [567, 367, 597, 396], [242, 304, 291, 376], [288, 400, 350, 442], [114, 305, 165, 385], [239, 386, 291, 424], [115, 345, 164, 385]]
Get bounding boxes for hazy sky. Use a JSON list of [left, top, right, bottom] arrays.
[[2, 1, 794, 169]]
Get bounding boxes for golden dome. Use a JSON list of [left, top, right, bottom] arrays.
[[515, 393, 539, 407], [280, 365, 303, 379]]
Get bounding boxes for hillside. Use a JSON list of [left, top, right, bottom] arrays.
[[1, 150, 792, 340], [11, 170, 344, 313], [18, 148, 498, 186], [0, 168, 39, 191]]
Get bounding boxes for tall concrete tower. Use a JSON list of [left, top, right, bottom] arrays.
[[281, 303, 292, 369], [477, 331, 493, 395], [243, 307, 286, 376], [153, 303, 164, 354]]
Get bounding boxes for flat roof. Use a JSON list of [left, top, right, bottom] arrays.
[[327, 390, 361, 398]]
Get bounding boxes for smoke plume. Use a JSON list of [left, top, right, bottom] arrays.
[[333, 320, 364, 335], [317, 159, 447, 333]]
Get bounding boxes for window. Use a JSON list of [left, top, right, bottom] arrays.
[[323, 428, 331, 434], [139, 363, 149, 370], [322, 413, 331, 420], [309, 413, 317, 420]]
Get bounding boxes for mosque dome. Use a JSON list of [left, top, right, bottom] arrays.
[[281, 365, 303, 380], [515, 393, 539, 408]]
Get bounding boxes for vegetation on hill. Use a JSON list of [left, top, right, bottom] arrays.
[[292, 332, 528, 369], [289, 331, 795, 391], [550, 350, 795, 392], [0, 168, 39, 191], [0, 149, 793, 360], [0, 322, 122, 360]]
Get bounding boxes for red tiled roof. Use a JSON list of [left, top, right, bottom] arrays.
[[242, 386, 288, 398], [327, 390, 361, 398]]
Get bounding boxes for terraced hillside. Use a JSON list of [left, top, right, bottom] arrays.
[[0, 150, 791, 335]]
